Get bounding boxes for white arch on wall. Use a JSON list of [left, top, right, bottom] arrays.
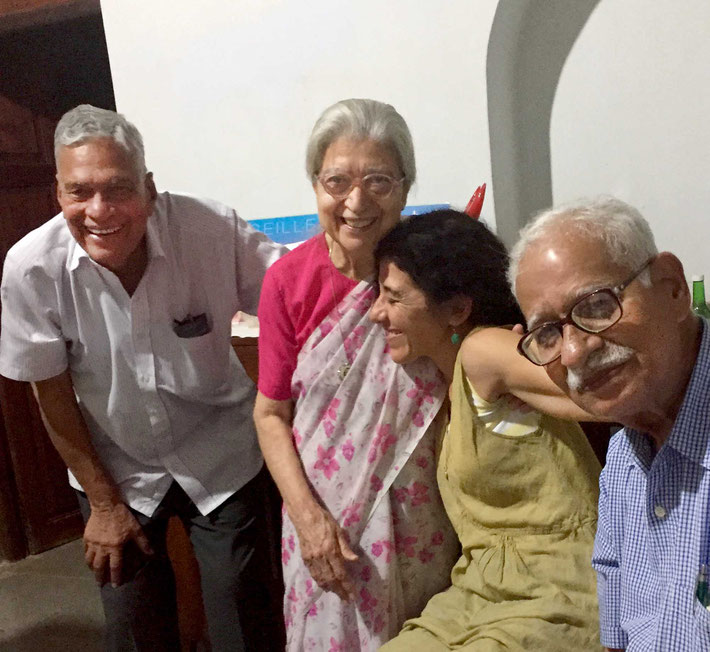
[[486, 0, 601, 247]]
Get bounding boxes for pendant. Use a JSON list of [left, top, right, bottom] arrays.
[[338, 362, 351, 381]]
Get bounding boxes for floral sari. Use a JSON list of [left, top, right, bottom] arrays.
[[282, 281, 459, 651]]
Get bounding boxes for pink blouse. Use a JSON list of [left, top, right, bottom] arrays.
[[257, 233, 357, 400]]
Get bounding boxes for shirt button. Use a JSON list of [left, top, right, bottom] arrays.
[[654, 505, 667, 519]]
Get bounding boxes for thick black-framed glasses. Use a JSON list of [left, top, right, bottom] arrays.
[[316, 172, 404, 199], [517, 257, 654, 366]]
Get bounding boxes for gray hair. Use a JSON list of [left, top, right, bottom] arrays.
[[508, 196, 658, 293], [54, 104, 147, 175], [305, 98, 416, 193]]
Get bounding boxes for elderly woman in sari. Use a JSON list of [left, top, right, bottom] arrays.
[[370, 209, 604, 651], [253, 99, 458, 651]]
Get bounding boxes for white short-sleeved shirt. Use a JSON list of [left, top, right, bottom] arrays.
[[0, 191, 286, 516]]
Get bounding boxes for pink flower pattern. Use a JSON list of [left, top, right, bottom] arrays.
[[406, 377, 437, 407], [393, 487, 409, 504], [370, 539, 393, 563], [314, 445, 340, 480], [341, 502, 362, 528], [418, 547, 434, 564], [343, 325, 367, 362], [409, 481, 431, 507], [373, 614, 385, 634], [321, 398, 341, 438], [341, 439, 355, 461], [367, 424, 397, 463], [292, 427, 302, 447], [395, 535, 418, 558], [359, 587, 378, 614], [322, 398, 341, 421], [281, 278, 456, 651]]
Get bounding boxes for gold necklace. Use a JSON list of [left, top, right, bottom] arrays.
[[326, 236, 352, 381]]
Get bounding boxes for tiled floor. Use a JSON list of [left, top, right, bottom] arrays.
[[0, 539, 104, 651]]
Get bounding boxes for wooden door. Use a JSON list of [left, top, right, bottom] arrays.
[[0, 8, 115, 558]]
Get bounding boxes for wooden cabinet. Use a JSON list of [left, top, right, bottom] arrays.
[[0, 379, 84, 557]]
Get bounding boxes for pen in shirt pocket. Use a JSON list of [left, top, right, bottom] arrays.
[[696, 562, 710, 608]]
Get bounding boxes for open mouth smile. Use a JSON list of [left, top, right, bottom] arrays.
[[86, 225, 123, 236], [340, 215, 377, 230]]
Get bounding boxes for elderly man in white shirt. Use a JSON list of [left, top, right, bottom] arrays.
[[0, 104, 287, 651]]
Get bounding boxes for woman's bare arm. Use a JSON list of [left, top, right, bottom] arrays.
[[459, 327, 610, 422], [253, 392, 358, 600]]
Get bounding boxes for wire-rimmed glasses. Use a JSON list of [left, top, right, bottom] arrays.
[[517, 257, 654, 366], [316, 172, 404, 199]]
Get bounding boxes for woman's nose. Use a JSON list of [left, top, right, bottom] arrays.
[[369, 295, 386, 323], [344, 185, 368, 211]]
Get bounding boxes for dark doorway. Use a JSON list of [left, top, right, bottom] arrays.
[[0, 4, 115, 560]]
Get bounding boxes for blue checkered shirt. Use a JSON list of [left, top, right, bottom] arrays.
[[593, 319, 710, 651]]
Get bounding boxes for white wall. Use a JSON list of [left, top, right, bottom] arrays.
[[99, 0, 498, 227], [100, 0, 710, 277], [551, 0, 710, 279]]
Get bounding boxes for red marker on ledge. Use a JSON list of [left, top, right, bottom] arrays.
[[464, 183, 486, 219]]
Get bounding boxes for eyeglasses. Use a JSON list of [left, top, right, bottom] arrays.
[[316, 172, 404, 199], [517, 257, 654, 366]]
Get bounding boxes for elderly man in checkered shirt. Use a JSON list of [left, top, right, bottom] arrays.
[[510, 196, 710, 652]]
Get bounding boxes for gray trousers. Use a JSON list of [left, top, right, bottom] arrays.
[[77, 468, 282, 652]]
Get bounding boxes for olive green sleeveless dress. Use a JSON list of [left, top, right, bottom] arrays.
[[381, 348, 603, 651]]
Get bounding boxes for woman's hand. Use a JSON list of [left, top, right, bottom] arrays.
[[291, 505, 359, 602], [254, 393, 359, 600]]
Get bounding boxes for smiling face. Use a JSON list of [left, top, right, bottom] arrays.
[[56, 138, 157, 280], [515, 230, 690, 422], [369, 261, 456, 371], [314, 137, 406, 273]]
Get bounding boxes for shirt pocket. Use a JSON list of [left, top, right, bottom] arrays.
[[168, 330, 230, 397]]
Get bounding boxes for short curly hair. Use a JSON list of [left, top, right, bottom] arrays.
[[374, 209, 525, 328]]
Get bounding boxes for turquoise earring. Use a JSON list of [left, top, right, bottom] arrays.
[[451, 332, 461, 345]]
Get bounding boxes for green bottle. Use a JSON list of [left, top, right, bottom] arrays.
[[692, 275, 710, 319]]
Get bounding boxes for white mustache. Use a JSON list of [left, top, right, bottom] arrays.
[[567, 342, 635, 392]]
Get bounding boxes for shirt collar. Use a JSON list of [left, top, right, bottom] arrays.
[[664, 319, 710, 470], [144, 212, 166, 260]]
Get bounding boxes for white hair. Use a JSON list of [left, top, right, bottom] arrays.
[[54, 104, 147, 175], [305, 98, 415, 193], [508, 196, 658, 294]]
